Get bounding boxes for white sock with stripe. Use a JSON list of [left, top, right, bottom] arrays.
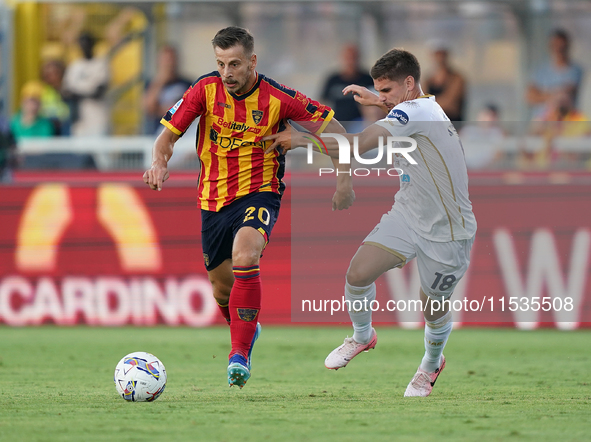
[[420, 311, 453, 373], [345, 281, 376, 345]]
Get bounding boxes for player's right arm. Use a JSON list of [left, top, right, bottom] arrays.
[[143, 74, 208, 191], [143, 127, 180, 191]]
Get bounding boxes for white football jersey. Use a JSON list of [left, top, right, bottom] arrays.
[[374, 95, 477, 242]]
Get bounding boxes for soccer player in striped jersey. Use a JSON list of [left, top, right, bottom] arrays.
[[143, 27, 354, 389], [264, 49, 476, 397]]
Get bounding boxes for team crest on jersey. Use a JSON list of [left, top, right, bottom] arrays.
[[388, 109, 409, 125], [169, 99, 183, 115], [252, 110, 264, 125], [237, 308, 259, 321]]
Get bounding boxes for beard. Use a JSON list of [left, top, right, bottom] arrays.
[[225, 68, 253, 95]]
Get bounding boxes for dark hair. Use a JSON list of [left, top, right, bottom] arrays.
[[212, 26, 255, 55], [551, 28, 570, 45], [78, 31, 96, 46], [484, 103, 499, 117], [370, 48, 421, 83]]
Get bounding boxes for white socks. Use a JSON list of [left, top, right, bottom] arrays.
[[345, 281, 376, 344], [420, 311, 453, 373], [345, 282, 453, 367]]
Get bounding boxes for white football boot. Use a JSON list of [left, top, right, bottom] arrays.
[[404, 355, 446, 397], [325, 328, 377, 370]]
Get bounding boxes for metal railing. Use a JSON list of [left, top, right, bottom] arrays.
[[15, 134, 591, 171]]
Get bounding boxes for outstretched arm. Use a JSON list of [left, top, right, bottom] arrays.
[[143, 127, 179, 191], [263, 121, 390, 159], [343, 84, 389, 114], [261, 118, 354, 210], [324, 119, 355, 211]]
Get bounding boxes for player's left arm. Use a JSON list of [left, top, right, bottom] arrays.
[[273, 89, 354, 210], [263, 120, 390, 158], [322, 119, 355, 211]]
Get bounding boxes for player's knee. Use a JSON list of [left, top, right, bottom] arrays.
[[232, 248, 260, 267], [346, 265, 373, 288]]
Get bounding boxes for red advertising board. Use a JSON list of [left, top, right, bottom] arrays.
[[0, 173, 289, 326], [1, 172, 590, 328]]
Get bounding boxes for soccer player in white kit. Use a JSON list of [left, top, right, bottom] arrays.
[[264, 48, 476, 397]]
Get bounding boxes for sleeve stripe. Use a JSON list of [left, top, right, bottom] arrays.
[[305, 101, 319, 115], [315, 109, 334, 134], [160, 119, 183, 135]]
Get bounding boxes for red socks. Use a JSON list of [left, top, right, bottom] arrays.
[[216, 301, 231, 324], [229, 265, 261, 359]]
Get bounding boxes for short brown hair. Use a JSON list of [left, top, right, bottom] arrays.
[[212, 26, 255, 55], [370, 48, 421, 83]]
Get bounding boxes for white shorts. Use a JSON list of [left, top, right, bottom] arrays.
[[363, 209, 474, 300]]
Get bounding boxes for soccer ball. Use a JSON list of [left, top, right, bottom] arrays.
[[114, 352, 167, 402]]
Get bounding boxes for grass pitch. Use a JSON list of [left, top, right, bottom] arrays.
[[0, 326, 589, 442]]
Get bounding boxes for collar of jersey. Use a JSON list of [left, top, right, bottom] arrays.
[[227, 72, 262, 101], [417, 94, 434, 99]]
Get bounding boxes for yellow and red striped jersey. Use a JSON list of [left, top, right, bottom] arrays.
[[161, 71, 334, 211]]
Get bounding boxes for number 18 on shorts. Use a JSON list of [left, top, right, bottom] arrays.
[[363, 209, 473, 300]]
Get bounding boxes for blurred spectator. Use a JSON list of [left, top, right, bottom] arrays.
[[55, 6, 143, 62], [535, 90, 591, 136], [0, 106, 18, 182], [526, 91, 591, 168], [39, 59, 72, 135], [460, 104, 505, 169], [143, 45, 192, 134], [425, 40, 466, 122], [527, 29, 584, 120], [62, 32, 109, 136], [105, 7, 146, 50], [10, 83, 55, 140], [320, 44, 375, 131]]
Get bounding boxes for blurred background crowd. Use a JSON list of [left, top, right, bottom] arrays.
[[0, 0, 590, 178]]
